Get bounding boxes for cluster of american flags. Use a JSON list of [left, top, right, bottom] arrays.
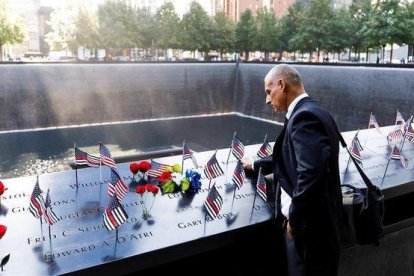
[[71, 134, 274, 225], [29, 178, 59, 226], [360, 110, 412, 169]]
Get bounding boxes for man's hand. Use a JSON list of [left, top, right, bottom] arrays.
[[241, 158, 253, 171], [287, 221, 294, 239]]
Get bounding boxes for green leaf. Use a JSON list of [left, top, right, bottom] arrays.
[[161, 180, 176, 194], [181, 178, 190, 192], [1, 253, 10, 267]]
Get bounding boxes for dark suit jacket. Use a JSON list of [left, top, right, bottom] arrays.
[[255, 97, 343, 250]]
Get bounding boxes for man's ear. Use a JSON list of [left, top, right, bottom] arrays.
[[279, 79, 286, 93]]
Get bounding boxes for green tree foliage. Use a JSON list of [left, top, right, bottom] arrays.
[[97, 1, 137, 56], [279, 1, 306, 57], [75, 7, 99, 56], [44, 3, 79, 55], [211, 11, 235, 58], [235, 9, 257, 60], [154, 2, 180, 51], [255, 8, 278, 60], [178, 1, 212, 56], [363, 0, 411, 61], [324, 8, 350, 59], [0, 0, 25, 61], [293, 0, 333, 61]]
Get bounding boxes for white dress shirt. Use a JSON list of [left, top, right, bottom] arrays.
[[280, 93, 309, 219]]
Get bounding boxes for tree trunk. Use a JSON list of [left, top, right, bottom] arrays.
[[0, 44, 3, 62], [366, 48, 369, 63], [317, 49, 320, 62], [348, 47, 351, 61], [382, 46, 385, 63], [245, 51, 249, 61], [390, 45, 393, 62]]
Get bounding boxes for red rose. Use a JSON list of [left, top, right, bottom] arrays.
[[149, 185, 159, 195], [135, 185, 146, 195], [158, 171, 172, 183], [0, 181, 7, 195], [137, 161, 151, 172], [130, 163, 140, 174], [0, 225, 6, 239]]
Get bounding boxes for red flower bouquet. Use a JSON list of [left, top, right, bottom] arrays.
[[135, 183, 159, 220]]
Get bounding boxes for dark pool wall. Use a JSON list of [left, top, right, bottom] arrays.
[[0, 64, 236, 131], [235, 64, 414, 131], [1, 63, 413, 131]]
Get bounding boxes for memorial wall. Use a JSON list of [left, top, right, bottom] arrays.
[[1, 63, 414, 131]]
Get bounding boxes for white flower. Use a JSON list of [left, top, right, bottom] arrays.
[[171, 172, 184, 185]]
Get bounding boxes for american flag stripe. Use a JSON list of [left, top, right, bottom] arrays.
[[395, 110, 405, 125], [108, 168, 128, 201], [75, 147, 100, 167], [369, 113, 382, 134], [257, 173, 267, 202], [103, 195, 128, 231], [204, 154, 224, 180], [231, 136, 245, 160], [29, 180, 45, 219], [232, 161, 245, 189], [183, 142, 198, 167], [44, 208, 59, 225], [204, 185, 223, 219], [99, 143, 116, 168], [29, 197, 45, 219], [148, 160, 169, 178], [257, 141, 272, 158], [387, 129, 404, 143]]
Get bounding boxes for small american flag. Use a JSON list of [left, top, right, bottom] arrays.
[[204, 185, 223, 219], [369, 113, 382, 134], [232, 161, 245, 189], [395, 110, 405, 125], [108, 168, 128, 201], [99, 143, 116, 169], [350, 140, 363, 166], [257, 140, 272, 158], [352, 133, 363, 151], [387, 129, 404, 143], [148, 160, 169, 178], [29, 178, 45, 219], [103, 194, 129, 231], [183, 142, 198, 168], [75, 147, 100, 167], [256, 173, 267, 202], [204, 153, 224, 180], [405, 121, 414, 142], [231, 135, 245, 160], [390, 145, 408, 168], [44, 189, 59, 225]]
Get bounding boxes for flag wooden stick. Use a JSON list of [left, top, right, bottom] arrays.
[[99, 143, 103, 200], [230, 180, 237, 214], [364, 113, 372, 147], [181, 140, 185, 174], [226, 131, 236, 164], [380, 156, 392, 187], [74, 143, 79, 197], [399, 115, 413, 153], [203, 181, 213, 237], [249, 167, 261, 222], [343, 130, 360, 177]]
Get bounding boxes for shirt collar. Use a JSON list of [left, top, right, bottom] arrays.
[[286, 93, 309, 120]]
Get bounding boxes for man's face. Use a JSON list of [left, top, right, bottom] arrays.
[[264, 78, 286, 113]]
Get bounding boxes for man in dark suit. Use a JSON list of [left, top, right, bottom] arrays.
[[242, 64, 343, 276]]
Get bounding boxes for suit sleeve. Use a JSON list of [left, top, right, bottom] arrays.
[[253, 155, 273, 175], [288, 111, 331, 234]]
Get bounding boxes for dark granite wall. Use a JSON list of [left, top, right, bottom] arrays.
[[1, 63, 414, 131], [0, 64, 236, 130], [235, 64, 414, 131]]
